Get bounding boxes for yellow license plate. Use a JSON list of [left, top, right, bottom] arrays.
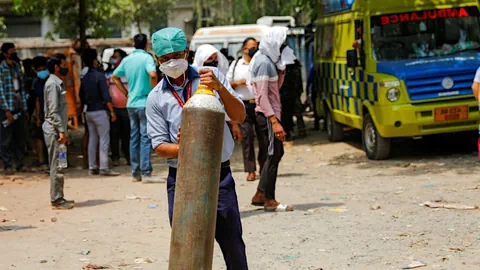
[[434, 106, 468, 122]]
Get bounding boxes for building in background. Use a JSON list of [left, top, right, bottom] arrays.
[[168, 0, 195, 39]]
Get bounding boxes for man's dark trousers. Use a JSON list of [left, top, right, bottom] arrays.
[[0, 110, 25, 170], [241, 101, 266, 172], [256, 112, 285, 200], [167, 165, 248, 270], [110, 107, 130, 162]]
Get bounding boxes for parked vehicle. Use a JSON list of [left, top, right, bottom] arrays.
[[315, 0, 480, 159]]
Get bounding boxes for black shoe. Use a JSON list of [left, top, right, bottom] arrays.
[[100, 169, 120, 177], [111, 160, 120, 167], [89, 169, 100, 176], [51, 198, 74, 210]]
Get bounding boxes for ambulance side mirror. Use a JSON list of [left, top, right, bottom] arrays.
[[347, 50, 358, 68]]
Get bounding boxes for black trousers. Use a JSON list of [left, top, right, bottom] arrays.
[[256, 113, 284, 200], [110, 108, 130, 162], [240, 102, 267, 172], [0, 110, 25, 170]]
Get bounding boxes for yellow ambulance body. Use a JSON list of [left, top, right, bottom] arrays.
[[316, 0, 480, 159]]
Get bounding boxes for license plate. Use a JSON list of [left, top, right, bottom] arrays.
[[434, 106, 468, 121]]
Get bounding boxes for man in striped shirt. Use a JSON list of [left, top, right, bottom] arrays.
[[249, 27, 294, 212]]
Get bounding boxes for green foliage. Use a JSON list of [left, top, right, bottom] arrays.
[[0, 17, 7, 38], [112, 0, 174, 32], [12, 0, 175, 38], [13, 0, 114, 38], [196, 0, 321, 26]]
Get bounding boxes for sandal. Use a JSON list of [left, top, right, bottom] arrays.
[[246, 173, 256, 182], [265, 203, 294, 212]]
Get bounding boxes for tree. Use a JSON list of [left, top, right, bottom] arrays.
[[0, 18, 7, 38], [12, 0, 115, 40], [194, 0, 321, 28], [112, 0, 176, 33]]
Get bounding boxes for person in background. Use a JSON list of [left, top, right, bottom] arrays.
[[472, 66, 480, 158], [22, 58, 36, 155], [111, 34, 162, 183], [248, 27, 294, 212], [31, 56, 49, 169], [0, 43, 29, 174], [80, 49, 119, 177], [280, 59, 306, 142], [220, 48, 234, 65], [187, 50, 195, 65], [193, 44, 230, 75], [108, 49, 130, 167], [193, 44, 244, 156], [23, 59, 36, 115], [43, 53, 74, 209], [227, 37, 266, 182], [306, 63, 321, 131], [146, 27, 248, 269]]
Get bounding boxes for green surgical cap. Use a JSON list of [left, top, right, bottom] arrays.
[[152, 27, 187, 57]]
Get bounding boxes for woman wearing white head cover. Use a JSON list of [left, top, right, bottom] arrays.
[[194, 44, 245, 147], [193, 44, 230, 75], [249, 26, 294, 212]]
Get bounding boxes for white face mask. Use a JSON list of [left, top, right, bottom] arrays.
[[160, 58, 188, 79]]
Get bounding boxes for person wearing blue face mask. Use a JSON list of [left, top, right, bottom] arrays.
[[31, 56, 50, 169]]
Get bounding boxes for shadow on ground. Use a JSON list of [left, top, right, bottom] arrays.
[[74, 199, 120, 208], [240, 202, 344, 219], [327, 130, 478, 176], [0, 225, 36, 232]]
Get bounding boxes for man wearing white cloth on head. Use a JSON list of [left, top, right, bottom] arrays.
[[248, 27, 296, 212]]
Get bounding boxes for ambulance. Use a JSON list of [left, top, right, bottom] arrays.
[[315, 0, 480, 159]]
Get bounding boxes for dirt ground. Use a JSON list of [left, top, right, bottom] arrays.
[[2, 124, 480, 270]]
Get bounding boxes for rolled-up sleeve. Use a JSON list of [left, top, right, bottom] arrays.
[[45, 84, 65, 133], [145, 55, 157, 73], [146, 91, 170, 150]]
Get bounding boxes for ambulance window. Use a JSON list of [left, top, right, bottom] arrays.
[[320, 25, 334, 58]]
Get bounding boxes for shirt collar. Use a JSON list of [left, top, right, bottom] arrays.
[[0, 60, 19, 70], [240, 57, 250, 65], [162, 65, 199, 90], [49, 74, 63, 85]]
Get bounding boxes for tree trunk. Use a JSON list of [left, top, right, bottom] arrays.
[[79, 0, 87, 46], [195, 0, 202, 30], [136, 19, 143, 34]]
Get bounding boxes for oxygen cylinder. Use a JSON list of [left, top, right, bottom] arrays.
[[168, 84, 226, 270]]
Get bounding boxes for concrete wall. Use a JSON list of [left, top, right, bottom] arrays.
[[168, 0, 195, 39]]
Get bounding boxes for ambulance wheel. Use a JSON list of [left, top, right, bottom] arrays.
[[326, 110, 344, 142], [362, 113, 391, 160]]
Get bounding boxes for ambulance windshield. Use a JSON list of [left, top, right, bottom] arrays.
[[371, 6, 480, 61]]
